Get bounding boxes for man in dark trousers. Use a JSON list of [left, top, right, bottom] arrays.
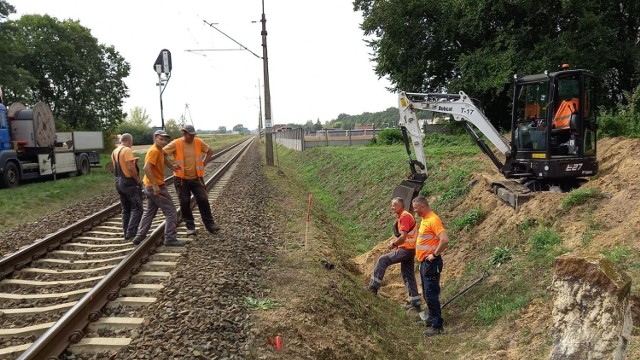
[[366, 197, 422, 314], [412, 196, 449, 336], [163, 125, 220, 235], [111, 133, 142, 240], [131, 130, 183, 247]]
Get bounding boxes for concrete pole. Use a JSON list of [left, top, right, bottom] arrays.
[[261, 0, 274, 166]]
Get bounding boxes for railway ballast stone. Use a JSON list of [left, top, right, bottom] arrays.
[[549, 252, 632, 360]]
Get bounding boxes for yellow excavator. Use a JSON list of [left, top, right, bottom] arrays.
[[393, 66, 598, 209]]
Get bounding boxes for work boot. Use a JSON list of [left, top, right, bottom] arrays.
[[423, 327, 445, 337], [406, 306, 421, 318], [363, 285, 378, 295], [402, 302, 421, 310], [164, 240, 186, 247], [205, 223, 221, 234]]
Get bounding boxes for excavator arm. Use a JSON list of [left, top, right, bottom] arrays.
[[393, 91, 514, 208], [398, 91, 513, 174]]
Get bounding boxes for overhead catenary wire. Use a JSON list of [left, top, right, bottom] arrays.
[[201, 20, 262, 59]]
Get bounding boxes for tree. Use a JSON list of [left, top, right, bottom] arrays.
[[232, 124, 244, 132], [165, 118, 181, 139], [9, 14, 130, 131], [217, 126, 227, 134], [116, 107, 153, 145], [0, 2, 36, 99], [127, 107, 152, 126], [314, 119, 323, 130], [354, 0, 640, 129], [0, 0, 14, 20]]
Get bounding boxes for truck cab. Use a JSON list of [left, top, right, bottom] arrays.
[[0, 103, 9, 151]]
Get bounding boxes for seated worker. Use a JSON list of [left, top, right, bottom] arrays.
[[553, 98, 579, 130]]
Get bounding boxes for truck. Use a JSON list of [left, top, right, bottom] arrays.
[[394, 66, 598, 209], [0, 88, 103, 188]]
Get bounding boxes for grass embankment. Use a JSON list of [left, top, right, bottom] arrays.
[[0, 134, 248, 229], [267, 133, 639, 359]]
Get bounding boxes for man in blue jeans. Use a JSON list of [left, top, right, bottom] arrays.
[[412, 196, 449, 336], [163, 125, 220, 235]]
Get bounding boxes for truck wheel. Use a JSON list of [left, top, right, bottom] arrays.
[[77, 154, 91, 176], [1, 162, 20, 188]]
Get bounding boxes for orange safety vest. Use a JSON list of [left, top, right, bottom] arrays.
[[397, 210, 417, 250], [553, 98, 579, 130], [415, 211, 445, 262], [173, 138, 205, 179]]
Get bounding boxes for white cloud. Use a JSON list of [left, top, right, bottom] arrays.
[[10, 0, 395, 131]]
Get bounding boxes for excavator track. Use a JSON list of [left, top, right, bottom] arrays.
[[491, 180, 533, 210]]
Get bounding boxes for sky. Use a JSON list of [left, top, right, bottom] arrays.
[[9, 0, 396, 131]]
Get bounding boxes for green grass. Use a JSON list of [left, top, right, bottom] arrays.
[[244, 297, 281, 310], [601, 246, 634, 265], [529, 228, 562, 252], [0, 153, 115, 228], [491, 246, 513, 265], [561, 187, 603, 210], [450, 206, 485, 232], [475, 294, 530, 325], [275, 142, 481, 253]]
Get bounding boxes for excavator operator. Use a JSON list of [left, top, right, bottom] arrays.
[[553, 97, 579, 130]]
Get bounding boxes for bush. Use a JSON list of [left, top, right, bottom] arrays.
[[116, 123, 154, 145], [374, 128, 404, 145], [598, 84, 640, 138], [423, 133, 475, 147]]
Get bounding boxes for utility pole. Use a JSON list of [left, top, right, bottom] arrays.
[[258, 78, 263, 138], [261, 0, 274, 166]]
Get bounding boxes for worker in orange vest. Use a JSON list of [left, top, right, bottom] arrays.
[[412, 196, 449, 336], [111, 133, 142, 240], [366, 197, 422, 315], [163, 125, 220, 235], [553, 98, 579, 130]]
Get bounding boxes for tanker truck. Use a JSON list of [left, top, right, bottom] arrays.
[[0, 91, 103, 188]]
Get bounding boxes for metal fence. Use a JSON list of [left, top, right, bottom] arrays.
[[274, 129, 381, 151], [273, 125, 450, 151]]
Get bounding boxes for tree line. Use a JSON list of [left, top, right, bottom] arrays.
[[3, 0, 640, 138], [354, 0, 640, 135], [0, 1, 129, 133]]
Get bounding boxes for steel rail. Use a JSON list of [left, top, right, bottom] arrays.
[[17, 137, 253, 360], [0, 140, 244, 280]]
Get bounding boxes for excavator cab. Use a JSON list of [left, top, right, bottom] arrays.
[[509, 68, 598, 186], [396, 67, 599, 209]]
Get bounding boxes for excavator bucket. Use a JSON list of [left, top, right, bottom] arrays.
[[392, 179, 425, 211]]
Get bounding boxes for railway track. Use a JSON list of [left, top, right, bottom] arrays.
[[0, 137, 254, 359]]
